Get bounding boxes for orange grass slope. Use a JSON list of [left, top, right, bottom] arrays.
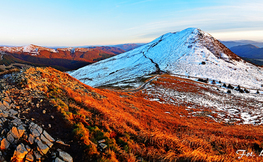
[[23, 67, 263, 161]]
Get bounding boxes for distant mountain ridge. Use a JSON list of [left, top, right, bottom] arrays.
[[222, 40, 263, 48], [0, 44, 125, 71], [70, 28, 263, 89], [111, 43, 146, 51], [0, 43, 147, 71], [230, 44, 263, 59], [229, 44, 263, 66], [42, 43, 145, 51]]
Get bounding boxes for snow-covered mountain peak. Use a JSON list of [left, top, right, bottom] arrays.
[[181, 27, 200, 34], [70, 28, 263, 89], [0, 44, 58, 55], [23, 44, 37, 53]]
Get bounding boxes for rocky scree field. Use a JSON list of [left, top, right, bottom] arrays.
[[0, 69, 74, 162]]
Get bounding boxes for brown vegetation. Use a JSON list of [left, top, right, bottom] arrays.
[[0, 45, 125, 71], [11, 67, 263, 161]]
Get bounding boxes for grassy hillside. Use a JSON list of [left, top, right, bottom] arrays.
[[3, 67, 262, 161]]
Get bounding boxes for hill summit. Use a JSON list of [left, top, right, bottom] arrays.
[[70, 28, 263, 89]]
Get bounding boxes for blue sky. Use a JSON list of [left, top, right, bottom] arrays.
[[0, 0, 262, 46]]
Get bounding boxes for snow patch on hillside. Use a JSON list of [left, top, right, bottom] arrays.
[[143, 77, 263, 125], [70, 45, 157, 87], [0, 44, 58, 55]]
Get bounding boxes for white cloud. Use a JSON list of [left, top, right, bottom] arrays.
[[211, 30, 263, 41], [126, 1, 263, 42]]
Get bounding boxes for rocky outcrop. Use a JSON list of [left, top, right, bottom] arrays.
[[0, 67, 103, 161], [0, 92, 73, 162]]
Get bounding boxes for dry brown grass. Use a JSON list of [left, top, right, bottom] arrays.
[[22, 67, 263, 161]]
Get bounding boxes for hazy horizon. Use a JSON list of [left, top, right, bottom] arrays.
[[1, 39, 263, 48]]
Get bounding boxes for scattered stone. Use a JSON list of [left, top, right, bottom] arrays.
[[11, 118, 23, 126], [31, 129, 41, 137], [98, 139, 106, 143], [58, 150, 73, 162], [12, 143, 28, 162], [25, 152, 34, 162], [43, 130, 55, 142], [35, 125, 43, 134], [33, 151, 42, 161], [40, 134, 53, 148], [9, 109, 18, 116], [0, 111, 9, 118], [1, 117, 6, 122], [0, 102, 6, 110], [1, 129, 5, 135], [29, 122, 37, 129], [10, 126, 20, 139], [7, 133, 15, 143], [56, 140, 66, 145], [4, 96, 11, 103], [26, 145, 31, 152], [0, 78, 74, 161], [35, 137, 49, 155], [28, 134, 34, 145], [2, 101, 10, 109], [55, 157, 65, 162], [99, 143, 107, 150], [0, 138, 10, 150], [10, 103, 15, 109], [17, 125, 26, 137]]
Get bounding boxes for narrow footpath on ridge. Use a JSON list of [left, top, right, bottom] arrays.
[[121, 74, 160, 92]]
